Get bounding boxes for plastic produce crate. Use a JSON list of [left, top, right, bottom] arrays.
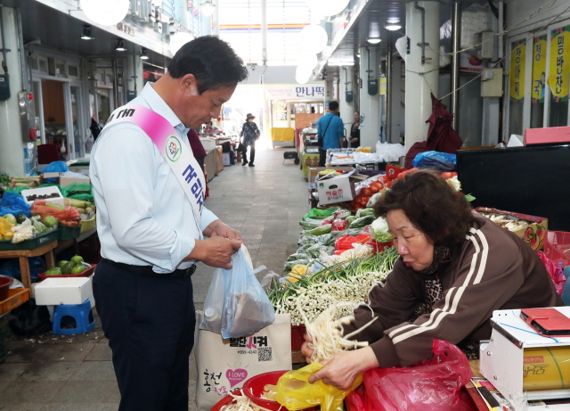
[[0, 228, 58, 251], [58, 225, 81, 241]]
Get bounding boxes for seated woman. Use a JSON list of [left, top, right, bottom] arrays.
[[303, 171, 562, 390]]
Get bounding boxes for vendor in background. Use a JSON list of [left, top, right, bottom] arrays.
[[303, 171, 562, 390], [349, 111, 360, 148], [317, 101, 344, 166], [240, 113, 260, 167]]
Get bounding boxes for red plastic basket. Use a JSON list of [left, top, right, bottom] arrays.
[[242, 370, 289, 411], [38, 263, 96, 281], [210, 390, 242, 411]]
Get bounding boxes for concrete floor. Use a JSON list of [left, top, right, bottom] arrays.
[[0, 146, 308, 410]]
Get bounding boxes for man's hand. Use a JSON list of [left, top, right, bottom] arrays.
[[188, 237, 242, 268], [308, 347, 378, 390], [203, 219, 242, 241]]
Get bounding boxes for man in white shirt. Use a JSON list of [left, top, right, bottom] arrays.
[[90, 36, 248, 411]]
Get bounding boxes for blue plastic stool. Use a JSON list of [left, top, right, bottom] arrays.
[[52, 299, 95, 335]]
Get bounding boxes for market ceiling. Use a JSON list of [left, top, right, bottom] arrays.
[[330, 0, 492, 66], [1, 0, 167, 71]]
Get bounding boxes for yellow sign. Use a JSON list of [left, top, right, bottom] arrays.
[[379, 77, 387, 96], [532, 36, 547, 101], [548, 26, 570, 100], [510, 40, 526, 100]]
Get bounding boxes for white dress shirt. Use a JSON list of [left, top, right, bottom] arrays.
[[90, 83, 218, 273]]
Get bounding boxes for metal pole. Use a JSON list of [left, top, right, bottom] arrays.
[[386, 38, 392, 143], [450, 0, 461, 130]]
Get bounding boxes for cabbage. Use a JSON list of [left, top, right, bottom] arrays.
[[370, 216, 393, 243]]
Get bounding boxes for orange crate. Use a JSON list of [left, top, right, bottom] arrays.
[[0, 288, 31, 315]]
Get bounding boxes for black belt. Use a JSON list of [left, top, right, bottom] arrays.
[[102, 258, 196, 279]]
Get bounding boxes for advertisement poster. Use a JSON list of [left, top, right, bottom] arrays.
[[532, 35, 547, 102], [510, 39, 526, 100], [548, 26, 570, 101]]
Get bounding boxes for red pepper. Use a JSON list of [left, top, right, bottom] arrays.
[[335, 233, 371, 251]]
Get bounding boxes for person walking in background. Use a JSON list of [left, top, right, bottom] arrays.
[[240, 113, 260, 167], [90, 36, 247, 411], [349, 111, 361, 148], [317, 101, 344, 166]]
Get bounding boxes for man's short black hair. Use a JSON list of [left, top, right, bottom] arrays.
[[167, 35, 248, 93], [328, 101, 339, 111]]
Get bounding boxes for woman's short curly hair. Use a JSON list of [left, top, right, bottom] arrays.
[[374, 170, 474, 246]]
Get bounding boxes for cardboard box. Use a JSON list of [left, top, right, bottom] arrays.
[[307, 166, 355, 184], [33, 276, 94, 306], [21, 186, 64, 207], [476, 207, 548, 250], [524, 126, 570, 146], [316, 171, 356, 205], [215, 146, 224, 175]]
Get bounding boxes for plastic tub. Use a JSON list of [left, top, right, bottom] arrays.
[[0, 276, 13, 301]]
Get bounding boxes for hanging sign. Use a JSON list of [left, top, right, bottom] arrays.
[[531, 35, 547, 102], [266, 84, 325, 100], [548, 26, 570, 101], [509, 39, 526, 101]]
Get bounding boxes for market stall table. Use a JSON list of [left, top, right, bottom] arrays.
[[0, 240, 57, 289]]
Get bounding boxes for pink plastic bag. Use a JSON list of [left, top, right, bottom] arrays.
[[537, 250, 567, 295], [346, 339, 474, 411]]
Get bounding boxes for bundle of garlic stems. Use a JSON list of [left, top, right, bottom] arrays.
[[300, 301, 378, 363], [269, 247, 399, 326]]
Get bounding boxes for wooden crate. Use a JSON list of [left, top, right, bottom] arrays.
[[0, 288, 31, 315]]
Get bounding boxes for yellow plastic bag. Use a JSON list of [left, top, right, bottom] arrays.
[[272, 362, 362, 411]]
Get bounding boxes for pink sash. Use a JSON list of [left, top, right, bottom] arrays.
[[106, 105, 206, 229]]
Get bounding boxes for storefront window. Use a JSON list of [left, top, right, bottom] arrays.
[[508, 39, 526, 135], [97, 89, 112, 126]]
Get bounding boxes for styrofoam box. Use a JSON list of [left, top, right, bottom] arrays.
[[33, 276, 94, 306]]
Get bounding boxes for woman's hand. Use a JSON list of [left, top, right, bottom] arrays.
[[308, 347, 378, 391], [300, 333, 314, 363]]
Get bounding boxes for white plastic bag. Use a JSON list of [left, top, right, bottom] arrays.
[[199, 267, 225, 333], [221, 245, 275, 338]]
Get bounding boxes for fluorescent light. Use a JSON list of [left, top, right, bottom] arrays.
[[368, 22, 381, 44], [385, 24, 402, 31], [115, 39, 126, 52], [80, 25, 92, 40]]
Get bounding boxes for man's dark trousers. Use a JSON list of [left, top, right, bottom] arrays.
[[93, 259, 196, 411]]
